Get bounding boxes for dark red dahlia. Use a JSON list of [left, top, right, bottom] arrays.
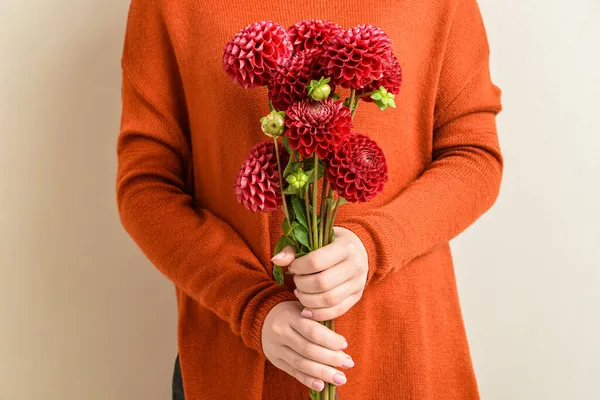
[[269, 50, 336, 111], [223, 21, 292, 89], [234, 141, 289, 212], [287, 20, 343, 52], [286, 98, 352, 159], [323, 25, 393, 90], [357, 55, 403, 101], [326, 133, 388, 203]]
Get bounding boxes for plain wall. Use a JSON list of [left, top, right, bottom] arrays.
[[0, 1, 598, 399]]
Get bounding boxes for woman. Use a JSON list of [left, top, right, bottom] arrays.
[[116, 0, 502, 398]]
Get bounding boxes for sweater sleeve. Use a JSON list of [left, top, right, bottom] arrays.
[[116, 0, 296, 356], [338, 0, 503, 284]]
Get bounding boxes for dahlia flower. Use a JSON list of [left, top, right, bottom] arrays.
[[323, 25, 392, 89], [234, 141, 289, 212], [326, 133, 388, 202], [285, 98, 352, 159], [223, 21, 292, 88]]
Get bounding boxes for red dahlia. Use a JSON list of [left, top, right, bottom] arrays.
[[323, 25, 393, 90], [286, 98, 352, 159], [223, 21, 292, 89], [287, 20, 343, 52], [357, 55, 403, 101], [269, 50, 336, 111], [234, 141, 289, 212], [326, 133, 388, 203]]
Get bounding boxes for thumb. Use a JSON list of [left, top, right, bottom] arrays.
[[271, 245, 296, 266]]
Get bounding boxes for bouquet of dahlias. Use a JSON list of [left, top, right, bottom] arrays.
[[224, 20, 402, 400]]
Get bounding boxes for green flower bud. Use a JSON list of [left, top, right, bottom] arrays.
[[370, 86, 397, 111], [309, 83, 331, 101], [286, 168, 308, 189], [307, 77, 332, 102], [261, 110, 286, 138]]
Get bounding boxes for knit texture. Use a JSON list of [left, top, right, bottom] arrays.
[[116, 0, 502, 399]]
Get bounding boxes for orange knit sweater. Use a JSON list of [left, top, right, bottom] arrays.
[[117, 0, 502, 399]]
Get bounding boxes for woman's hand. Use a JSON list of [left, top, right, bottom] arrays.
[[272, 227, 369, 322], [261, 301, 354, 391]]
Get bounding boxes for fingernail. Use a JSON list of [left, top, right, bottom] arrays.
[[341, 342, 348, 350], [301, 309, 313, 318], [333, 373, 347, 385], [342, 358, 354, 369], [313, 380, 325, 391], [271, 252, 285, 262]]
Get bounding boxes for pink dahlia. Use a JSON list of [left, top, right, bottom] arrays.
[[326, 133, 388, 203], [223, 21, 292, 89], [234, 141, 289, 212], [286, 98, 352, 159], [287, 20, 343, 52], [323, 25, 392, 90], [357, 55, 403, 101], [269, 50, 335, 111]]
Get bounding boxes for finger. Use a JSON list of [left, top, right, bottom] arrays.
[[303, 293, 361, 322], [294, 259, 354, 294], [290, 317, 348, 351], [271, 245, 296, 267], [295, 277, 361, 309], [274, 358, 325, 391], [280, 346, 348, 387], [286, 326, 354, 369], [289, 240, 352, 275]]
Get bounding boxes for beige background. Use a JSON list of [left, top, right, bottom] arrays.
[[1, 1, 598, 399]]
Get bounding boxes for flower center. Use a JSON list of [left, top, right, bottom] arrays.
[[357, 149, 374, 166]]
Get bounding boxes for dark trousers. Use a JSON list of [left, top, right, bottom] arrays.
[[172, 355, 185, 400]]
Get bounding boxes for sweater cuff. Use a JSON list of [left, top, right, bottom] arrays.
[[248, 289, 298, 358]]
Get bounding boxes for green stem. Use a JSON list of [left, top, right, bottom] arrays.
[[322, 189, 334, 246], [323, 384, 330, 400], [312, 153, 319, 250], [349, 89, 357, 120], [327, 196, 342, 244], [318, 180, 329, 248], [273, 138, 290, 222], [304, 186, 313, 249], [326, 319, 336, 399]]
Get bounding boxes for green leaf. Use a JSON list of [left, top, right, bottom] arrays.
[[305, 163, 325, 185], [371, 92, 383, 101], [283, 161, 302, 178], [274, 235, 288, 255], [303, 157, 314, 170], [295, 251, 309, 258], [332, 93, 341, 101], [282, 136, 292, 154], [336, 197, 348, 207], [282, 186, 301, 195], [388, 98, 397, 109], [282, 218, 290, 233], [272, 265, 284, 286], [291, 196, 308, 228], [285, 221, 300, 237], [293, 224, 311, 249]]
